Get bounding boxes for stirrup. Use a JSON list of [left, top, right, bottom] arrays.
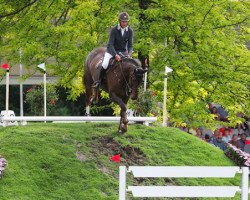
[[92, 81, 100, 88]]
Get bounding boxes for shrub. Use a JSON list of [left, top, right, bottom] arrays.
[[224, 143, 250, 166], [25, 85, 58, 116], [128, 87, 158, 116]]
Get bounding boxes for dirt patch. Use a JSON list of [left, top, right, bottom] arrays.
[[91, 136, 146, 166], [74, 142, 88, 163]]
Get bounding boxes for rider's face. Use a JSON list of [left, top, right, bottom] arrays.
[[120, 20, 128, 28]]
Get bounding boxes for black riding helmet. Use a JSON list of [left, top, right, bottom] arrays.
[[118, 12, 130, 21]]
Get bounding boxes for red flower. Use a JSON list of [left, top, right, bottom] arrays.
[[151, 91, 157, 97], [50, 99, 55, 105]]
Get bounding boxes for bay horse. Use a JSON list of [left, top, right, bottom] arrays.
[[84, 47, 147, 133]]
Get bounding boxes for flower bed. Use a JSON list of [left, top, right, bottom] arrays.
[[0, 155, 7, 178], [224, 144, 250, 166]]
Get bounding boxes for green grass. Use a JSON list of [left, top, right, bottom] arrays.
[[0, 123, 247, 199]]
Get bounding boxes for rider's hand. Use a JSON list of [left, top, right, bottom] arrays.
[[115, 54, 121, 61]]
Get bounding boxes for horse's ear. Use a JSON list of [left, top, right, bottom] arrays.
[[135, 68, 148, 75]]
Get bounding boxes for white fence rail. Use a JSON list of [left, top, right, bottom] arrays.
[[0, 116, 157, 123], [119, 166, 249, 200]]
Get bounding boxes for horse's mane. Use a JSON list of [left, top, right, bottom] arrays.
[[107, 58, 142, 74], [122, 58, 142, 68]]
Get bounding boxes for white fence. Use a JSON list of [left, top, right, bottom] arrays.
[[119, 166, 249, 200], [0, 115, 157, 127], [0, 116, 157, 122]]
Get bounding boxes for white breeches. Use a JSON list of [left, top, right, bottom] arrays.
[[102, 52, 113, 69]]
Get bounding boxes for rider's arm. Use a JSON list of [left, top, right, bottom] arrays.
[[127, 28, 134, 56], [107, 28, 117, 56]]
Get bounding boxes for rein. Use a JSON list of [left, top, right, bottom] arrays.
[[118, 61, 132, 96]]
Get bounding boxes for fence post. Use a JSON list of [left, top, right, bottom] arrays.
[[119, 166, 126, 200], [241, 167, 249, 200]]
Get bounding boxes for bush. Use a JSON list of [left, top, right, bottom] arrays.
[[25, 85, 58, 116], [224, 144, 250, 166], [128, 87, 158, 116]]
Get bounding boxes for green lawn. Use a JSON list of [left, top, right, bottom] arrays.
[[0, 123, 246, 199]]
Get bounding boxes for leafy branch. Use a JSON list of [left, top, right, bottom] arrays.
[[0, 0, 38, 19]]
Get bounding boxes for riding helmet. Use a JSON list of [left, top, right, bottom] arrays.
[[118, 12, 130, 21]]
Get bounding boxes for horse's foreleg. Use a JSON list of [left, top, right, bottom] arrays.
[[110, 93, 128, 133], [119, 109, 128, 133]]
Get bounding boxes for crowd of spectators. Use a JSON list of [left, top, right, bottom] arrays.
[[201, 127, 249, 152], [183, 103, 250, 153]]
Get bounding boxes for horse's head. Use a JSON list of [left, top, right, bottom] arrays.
[[124, 59, 148, 100], [130, 67, 148, 100]]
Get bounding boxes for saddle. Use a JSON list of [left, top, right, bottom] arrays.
[[93, 54, 136, 84], [106, 58, 117, 73]]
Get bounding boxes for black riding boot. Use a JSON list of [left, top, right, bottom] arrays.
[[91, 67, 106, 104], [92, 67, 106, 88]]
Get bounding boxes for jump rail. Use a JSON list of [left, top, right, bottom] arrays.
[[0, 116, 157, 122], [119, 166, 249, 200]]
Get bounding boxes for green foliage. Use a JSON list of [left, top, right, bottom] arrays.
[[25, 85, 58, 116], [128, 87, 158, 116], [0, 123, 246, 199], [0, 0, 249, 128], [140, 0, 250, 128]]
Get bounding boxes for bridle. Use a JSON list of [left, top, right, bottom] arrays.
[[118, 61, 133, 96]]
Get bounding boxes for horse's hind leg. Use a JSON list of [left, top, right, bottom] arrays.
[[84, 73, 92, 116], [85, 89, 91, 116]]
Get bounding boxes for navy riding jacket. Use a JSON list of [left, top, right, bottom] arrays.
[[107, 25, 133, 56]]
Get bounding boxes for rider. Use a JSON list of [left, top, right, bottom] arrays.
[[92, 12, 134, 89]]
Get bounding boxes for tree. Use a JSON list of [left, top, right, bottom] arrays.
[[130, 0, 250, 128], [0, 0, 249, 128]]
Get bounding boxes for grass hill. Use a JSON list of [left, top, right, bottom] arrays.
[[0, 123, 245, 200]]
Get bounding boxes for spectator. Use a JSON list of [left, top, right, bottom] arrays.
[[195, 128, 202, 139], [210, 132, 227, 151], [217, 105, 228, 122], [201, 127, 213, 138], [222, 128, 231, 143], [211, 106, 221, 121], [203, 134, 210, 143], [238, 133, 247, 151], [208, 103, 214, 113], [229, 134, 241, 149], [236, 112, 246, 135], [245, 117, 250, 136], [210, 129, 220, 143]]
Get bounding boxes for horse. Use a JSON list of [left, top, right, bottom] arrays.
[[83, 47, 148, 133]]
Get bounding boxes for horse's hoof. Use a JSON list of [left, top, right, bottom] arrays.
[[118, 126, 127, 134], [118, 130, 126, 134]]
